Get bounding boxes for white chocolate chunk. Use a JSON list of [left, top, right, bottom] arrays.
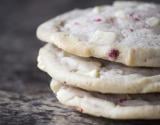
[[92, 6, 101, 13], [82, 69, 100, 78], [61, 56, 101, 72], [114, 10, 126, 18], [50, 79, 62, 93], [146, 17, 160, 27], [90, 31, 117, 45]]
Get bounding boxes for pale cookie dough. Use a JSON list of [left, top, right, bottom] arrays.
[[37, 1, 160, 67], [37, 44, 160, 94]]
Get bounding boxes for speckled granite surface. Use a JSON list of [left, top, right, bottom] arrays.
[[0, 0, 160, 124]]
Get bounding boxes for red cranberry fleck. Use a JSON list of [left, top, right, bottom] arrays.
[[134, 17, 140, 21], [129, 28, 134, 32], [108, 49, 119, 60], [80, 108, 83, 112], [129, 13, 134, 17], [76, 107, 83, 112], [93, 18, 102, 22], [119, 98, 127, 103], [129, 13, 140, 21], [115, 98, 128, 106], [74, 22, 80, 25]]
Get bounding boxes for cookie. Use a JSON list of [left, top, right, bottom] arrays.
[[37, 1, 160, 67], [37, 44, 160, 93], [50, 80, 160, 119]]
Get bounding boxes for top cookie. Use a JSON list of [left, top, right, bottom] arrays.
[[37, 1, 160, 67]]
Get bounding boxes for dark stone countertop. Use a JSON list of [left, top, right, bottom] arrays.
[[0, 0, 160, 124]]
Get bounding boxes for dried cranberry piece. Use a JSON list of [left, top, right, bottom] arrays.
[[134, 17, 140, 21], [108, 49, 119, 60], [129, 13, 140, 21], [115, 98, 128, 106], [74, 22, 80, 25], [93, 18, 102, 22], [119, 98, 127, 103], [129, 28, 134, 32], [76, 107, 83, 112]]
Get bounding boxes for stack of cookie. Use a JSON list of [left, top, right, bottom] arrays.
[[37, 1, 160, 119]]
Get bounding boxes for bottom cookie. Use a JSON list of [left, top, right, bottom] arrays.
[[50, 79, 160, 120]]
